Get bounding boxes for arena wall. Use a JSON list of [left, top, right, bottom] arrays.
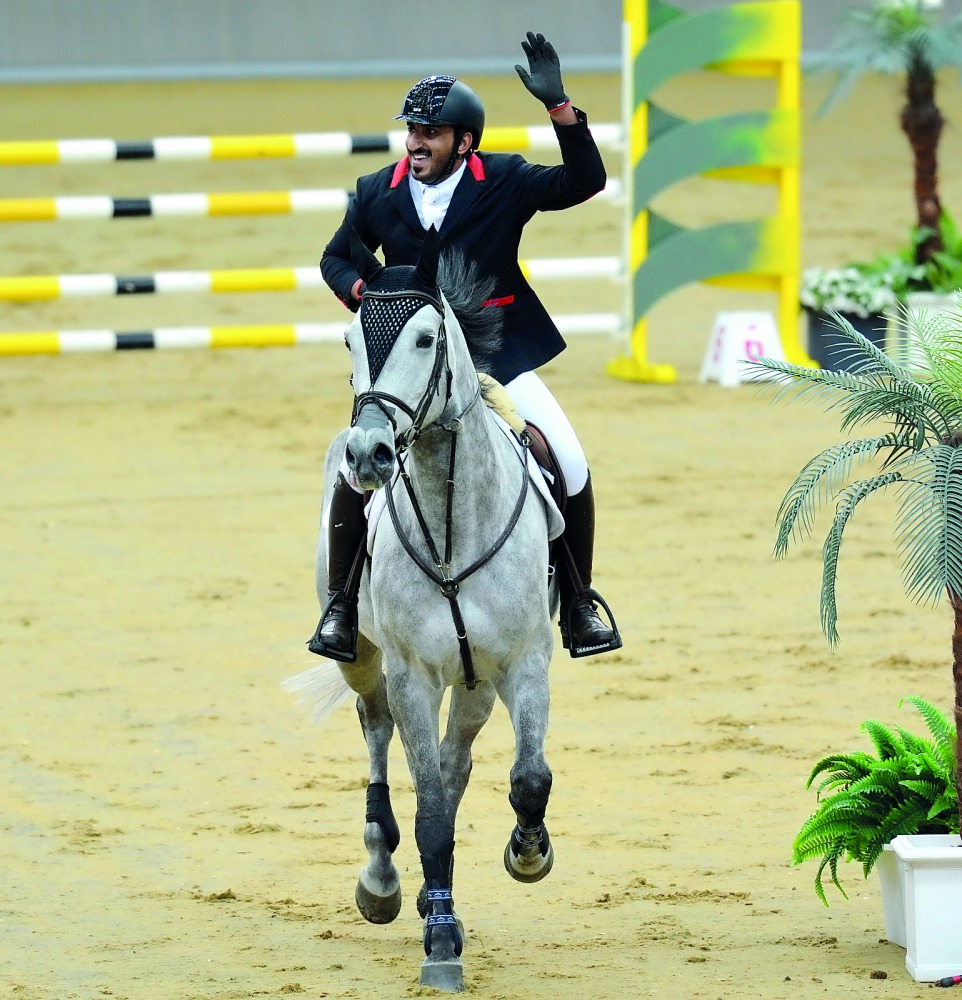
[[0, 0, 903, 83]]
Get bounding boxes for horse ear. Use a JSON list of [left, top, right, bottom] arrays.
[[350, 229, 384, 283], [415, 225, 441, 287]]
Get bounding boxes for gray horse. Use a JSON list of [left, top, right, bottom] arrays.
[[285, 229, 557, 993]]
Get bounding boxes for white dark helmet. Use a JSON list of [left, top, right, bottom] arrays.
[[394, 75, 485, 151]]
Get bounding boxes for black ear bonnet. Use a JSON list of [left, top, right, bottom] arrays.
[[353, 227, 444, 383], [359, 268, 443, 383]]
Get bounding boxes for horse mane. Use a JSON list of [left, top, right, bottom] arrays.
[[437, 247, 504, 373]]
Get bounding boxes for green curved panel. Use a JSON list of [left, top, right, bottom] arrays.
[[649, 0, 687, 33], [647, 102, 688, 143], [647, 210, 684, 250], [634, 1, 799, 103], [634, 109, 797, 207], [633, 218, 781, 318]]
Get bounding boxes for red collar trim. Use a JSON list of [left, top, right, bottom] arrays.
[[389, 153, 485, 189], [466, 152, 485, 180], [390, 158, 409, 188]]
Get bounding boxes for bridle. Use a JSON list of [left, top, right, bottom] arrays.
[[349, 283, 530, 690], [350, 289, 452, 451]]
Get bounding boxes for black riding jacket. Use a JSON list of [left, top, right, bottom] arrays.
[[320, 109, 606, 385]]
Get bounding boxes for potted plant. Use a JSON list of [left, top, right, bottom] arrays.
[[804, 1, 962, 369], [749, 312, 962, 981], [800, 254, 922, 371], [791, 695, 957, 942], [810, 0, 962, 267]]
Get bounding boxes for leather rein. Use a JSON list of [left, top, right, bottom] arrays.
[[353, 289, 530, 690]]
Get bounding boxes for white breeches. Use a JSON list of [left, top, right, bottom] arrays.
[[504, 371, 588, 495]]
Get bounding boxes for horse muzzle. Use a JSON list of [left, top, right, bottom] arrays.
[[346, 400, 398, 490]]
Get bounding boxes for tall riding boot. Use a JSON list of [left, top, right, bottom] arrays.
[[558, 472, 622, 658], [307, 472, 367, 662]]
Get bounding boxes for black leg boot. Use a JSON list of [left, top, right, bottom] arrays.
[[307, 472, 367, 662], [558, 473, 622, 658]]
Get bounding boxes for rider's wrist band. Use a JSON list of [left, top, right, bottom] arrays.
[[546, 98, 571, 114]]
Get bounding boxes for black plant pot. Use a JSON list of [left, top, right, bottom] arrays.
[[805, 309, 887, 372]]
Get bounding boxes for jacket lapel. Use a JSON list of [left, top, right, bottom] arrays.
[[387, 159, 425, 236], [438, 154, 485, 236]]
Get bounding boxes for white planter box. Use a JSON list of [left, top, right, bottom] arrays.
[[876, 845, 906, 949], [891, 834, 962, 983]]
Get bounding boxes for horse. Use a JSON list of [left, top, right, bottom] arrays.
[[285, 227, 559, 993]]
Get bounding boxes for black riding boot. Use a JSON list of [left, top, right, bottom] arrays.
[[558, 473, 622, 658], [307, 472, 367, 662]]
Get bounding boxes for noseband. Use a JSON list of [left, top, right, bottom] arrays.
[[351, 289, 452, 450]]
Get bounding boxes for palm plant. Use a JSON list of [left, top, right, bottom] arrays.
[[811, 0, 962, 263], [793, 696, 957, 904], [749, 308, 962, 835]]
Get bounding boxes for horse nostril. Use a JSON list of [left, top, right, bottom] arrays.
[[345, 446, 357, 469], [372, 443, 395, 470]]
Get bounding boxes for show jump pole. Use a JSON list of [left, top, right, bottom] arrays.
[[608, 0, 804, 385]]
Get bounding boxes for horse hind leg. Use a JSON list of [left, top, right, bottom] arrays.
[[346, 638, 403, 924]]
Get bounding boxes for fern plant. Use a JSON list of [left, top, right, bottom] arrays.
[[793, 696, 957, 905], [749, 309, 962, 859]]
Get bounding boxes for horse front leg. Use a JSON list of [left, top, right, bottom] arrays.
[[497, 656, 554, 883], [388, 668, 464, 994], [415, 679, 497, 927], [340, 636, 402, 924]]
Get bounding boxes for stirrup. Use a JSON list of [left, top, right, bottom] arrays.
[[306, 592, 358, 663], [560, 587, 623, 659]]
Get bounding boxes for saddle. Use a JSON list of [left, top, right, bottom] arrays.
[[523, 421, 567, 516]]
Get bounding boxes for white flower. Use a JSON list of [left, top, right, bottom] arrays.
[[800, 265, 900, 319]]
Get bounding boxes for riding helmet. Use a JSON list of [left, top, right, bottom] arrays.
[[394, 75, 485, 150]]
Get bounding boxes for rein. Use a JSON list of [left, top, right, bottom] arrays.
[[384, 388, 531, 691]]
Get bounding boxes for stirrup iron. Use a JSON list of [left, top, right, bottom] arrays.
[[560, 586, 623, 659], [307, 592, 358, 663]]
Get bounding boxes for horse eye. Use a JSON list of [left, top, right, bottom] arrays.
[[343, 335, 350, 351], [416, 334, 434, 349]]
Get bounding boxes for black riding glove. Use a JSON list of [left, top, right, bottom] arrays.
[[514, 31, 569, 110]]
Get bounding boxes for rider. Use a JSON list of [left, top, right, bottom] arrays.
[[310, 31, 621, 662]]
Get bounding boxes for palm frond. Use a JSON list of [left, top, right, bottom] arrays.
[[774, 434, 904, 557], [834, 383, 944, 444], [754, 316, 959, 443], [820, 474, 904, 644], [749, 355, 877, 401], [895, 446, 962, 605]]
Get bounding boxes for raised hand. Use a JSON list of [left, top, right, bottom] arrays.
[[514, 31, 569, 110]]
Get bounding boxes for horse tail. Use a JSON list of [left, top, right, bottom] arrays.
[[282, 661, 353, 725]]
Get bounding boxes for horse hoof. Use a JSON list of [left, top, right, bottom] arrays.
[[503, 838, 555, 883], [355, 871, 402, 924], [419, 956, 465, 993]]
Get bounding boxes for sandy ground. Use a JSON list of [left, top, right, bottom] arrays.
[[3, 69, 962, 999]]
